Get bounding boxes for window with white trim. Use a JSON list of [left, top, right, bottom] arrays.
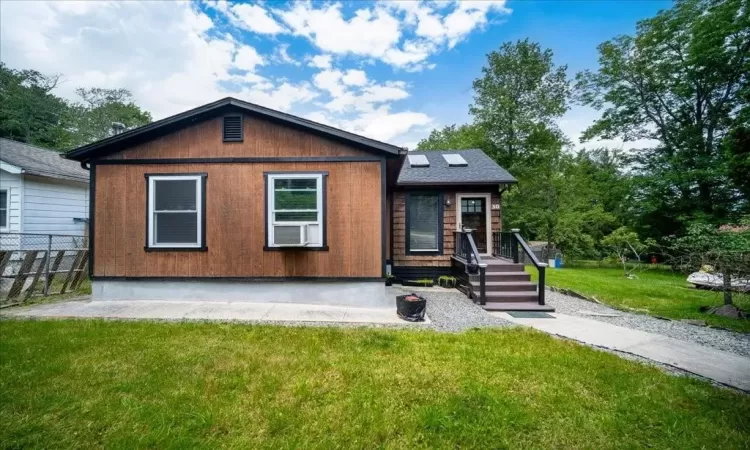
[[266, 173, 325, 248], [0, 189, 7, 228], [147, 174, 205, 249]]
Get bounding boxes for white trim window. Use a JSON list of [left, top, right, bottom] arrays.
[[267, 173, 325, 247], [147, 174, 205, 249], [0, 189, 7, 229]]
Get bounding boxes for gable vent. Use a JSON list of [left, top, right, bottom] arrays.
[[223, 115, 243, 142]]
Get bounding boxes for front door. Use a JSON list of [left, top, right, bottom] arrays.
[[460, 197, 487, 253]]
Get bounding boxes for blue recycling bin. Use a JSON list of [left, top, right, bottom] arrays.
[[554, 254, 563, 268]]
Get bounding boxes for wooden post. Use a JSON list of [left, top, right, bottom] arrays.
[[61, 251, 84, 294], [47, 251, 65, 294], [69, 251, 89, 291], [511, 229, 520, 264], [0, 251, 13, 277], [479, 265, 486, 306], [538, 265, 546, 305], [44, 234, 52, 295], [7, 251, 38, 300], [24, 252, 49, 301]]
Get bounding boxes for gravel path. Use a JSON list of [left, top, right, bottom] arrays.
[[546, 290, 750, 358], [388, 286, 514, 332]]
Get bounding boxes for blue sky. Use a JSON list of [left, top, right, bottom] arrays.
[[0, 0, 671, 148]]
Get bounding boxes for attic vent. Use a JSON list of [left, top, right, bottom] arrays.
[[443, 154, 468, 167], [223, 115, 243, 142], [407, 154, 429, 167]]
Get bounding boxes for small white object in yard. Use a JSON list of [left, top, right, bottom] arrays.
[[687, 271, 750, 291], [578, 310, 622, 318]]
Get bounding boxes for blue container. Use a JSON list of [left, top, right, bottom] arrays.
[[554, 254, 563, 268]]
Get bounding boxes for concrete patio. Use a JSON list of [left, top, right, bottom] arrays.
[[2, 299, 429, 325], [494, 311, 750, 392]]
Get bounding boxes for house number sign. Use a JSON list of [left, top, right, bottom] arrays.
[[491, 204, 500, 210]]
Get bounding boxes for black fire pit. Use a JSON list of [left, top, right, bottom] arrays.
[[396, 293, 426, 322]]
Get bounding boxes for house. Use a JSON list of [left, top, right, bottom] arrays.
[[0, 138, 90, 250], [63, 97, 549, 310]]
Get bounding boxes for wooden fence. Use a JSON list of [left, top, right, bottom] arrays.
[[0, 233, 89, 307]]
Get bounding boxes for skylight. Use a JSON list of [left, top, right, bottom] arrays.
[[407, 154, 429, 167], [442, 154, 468, 167]]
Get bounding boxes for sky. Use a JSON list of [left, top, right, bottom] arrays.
[[0, 0, 671, 150]]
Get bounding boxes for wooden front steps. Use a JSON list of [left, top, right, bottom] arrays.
[[470, 257, 553, 312]]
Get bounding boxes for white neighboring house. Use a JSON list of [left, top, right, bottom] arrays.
[[0, 138, 89, 250]]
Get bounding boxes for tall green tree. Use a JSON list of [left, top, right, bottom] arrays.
[[67, 88, 152, 148], [0, 63, 69, 149], [470, 39, 571, 169], [576, 0, 750, 234], [416, 123, 490, 152]]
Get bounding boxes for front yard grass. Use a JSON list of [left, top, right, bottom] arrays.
[[1, 320, 749, 448], [528, 266, 750, 332]]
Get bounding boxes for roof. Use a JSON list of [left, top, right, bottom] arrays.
[[64, 97, 404, 162], [397, 149, 516, 185], [0, 138, 89, 183]]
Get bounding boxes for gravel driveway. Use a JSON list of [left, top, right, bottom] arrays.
[[388, 286, 513, 332], [546, 290, 750, 358]]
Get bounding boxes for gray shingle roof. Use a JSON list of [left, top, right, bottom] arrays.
[[397, 149, 516, 185], [0, 138, 89, 183]]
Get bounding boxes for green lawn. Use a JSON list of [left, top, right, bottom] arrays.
[[528, 266, 750, 332], [2, 320, 749, 449]]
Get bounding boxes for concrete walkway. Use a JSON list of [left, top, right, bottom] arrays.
[[493, 312, 750, 392], [3, 299, 428, 325]]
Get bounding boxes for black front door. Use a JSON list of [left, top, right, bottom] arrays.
[[460, 198, 487, 253]]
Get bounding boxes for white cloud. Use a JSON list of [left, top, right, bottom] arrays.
[[391, 1, 511, 49], [341, 69, 367, 86], [308, 54, 332, 69], [218, 1, 286, 35], [273, 43, 300, 66], [234, 45, 265, 72], [0, 1, 312, 118], [1, 0, 515, 145], [280, 3, 402, 60], [312, 69, 346, 97]]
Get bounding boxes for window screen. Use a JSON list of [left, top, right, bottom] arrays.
[[148, 175, 203, 248], [0, 190, 7, 228], [408, 193, 439, 251]]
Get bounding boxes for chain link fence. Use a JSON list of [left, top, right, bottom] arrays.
[[0, 233, 89, 306]]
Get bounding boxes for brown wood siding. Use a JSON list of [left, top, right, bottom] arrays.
[[103, 115, 370, 160], [392, 189, 502, 268], [94, 162, 382, 277]]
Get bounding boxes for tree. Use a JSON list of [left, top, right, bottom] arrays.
[[470, 39, 570, 169], [602, 227, 655, 278], [668, 220, 750, 316], [416, 123, 491, 152], [0, 63, 69, 149], [576, 0, 750, 234], [67, 88, 152, 147]]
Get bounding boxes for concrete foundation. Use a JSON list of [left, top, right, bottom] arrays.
[[92, 280, 392, 308]]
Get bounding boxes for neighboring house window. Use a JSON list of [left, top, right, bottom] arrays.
[[146, 174, 207, 250], [406, 192, 443, 254], [0, 189, 7, 228], [266, 172, 327, 249]]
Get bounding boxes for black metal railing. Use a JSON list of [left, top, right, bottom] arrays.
[[453, 230, 487, 305], [492, 229, 547, 306]]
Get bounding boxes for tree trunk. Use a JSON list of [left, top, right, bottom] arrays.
[[723, 271, 732, 306]]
